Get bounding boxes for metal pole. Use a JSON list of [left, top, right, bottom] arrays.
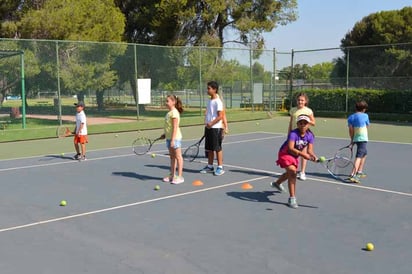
[[55, 41, 62, 125], [249, 46, 253, 111], [134, 44, 139, 119], [289, 49, 295, 110], [199, 46, 203, 115], [20, 51, 26, 129], [345, 49, 350, 113], [272, 48, 276, 112]]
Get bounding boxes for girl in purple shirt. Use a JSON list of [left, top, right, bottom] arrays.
[[271, 115, 318, 208]]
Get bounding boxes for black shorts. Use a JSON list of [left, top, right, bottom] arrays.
[[204, 127, 223, 152], [354, 141, 367, 158]]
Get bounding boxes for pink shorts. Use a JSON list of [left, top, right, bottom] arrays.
[[276, 150, 299, 169]]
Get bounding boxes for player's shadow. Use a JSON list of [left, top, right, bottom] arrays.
[[306, 171, 334, 180], [41, 154, 74, 161], [229, 168, 274, 177], [145, 164, 201, 174], [226, 191, 318, 209], [112, 171, 159, 181]]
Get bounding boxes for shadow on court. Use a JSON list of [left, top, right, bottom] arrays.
[[112, 171, 160, 181], [226, 190, 319, 209]]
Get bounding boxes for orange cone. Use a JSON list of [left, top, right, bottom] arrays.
[[192, 180, 204, 186], [241, 182, 253, 189]]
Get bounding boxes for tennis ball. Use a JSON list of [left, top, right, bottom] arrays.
[[256, 122, 260, 125], [151, 153, 156, 158], [60, 200, 67, 206], [60, 152, 65, 157], [154, 185, 160, 191], [366, 243, 374, 251], [115, 134, 119, 138], [319, 156, 326, 163]]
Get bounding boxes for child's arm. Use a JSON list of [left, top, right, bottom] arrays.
[[222, 110, 228, 133], [309, 113, 316, 127], [171, 117, 179, 143], [206, 110, 223, 128], [348, 125, 354, 143]]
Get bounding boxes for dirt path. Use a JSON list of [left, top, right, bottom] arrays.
[[26, 114, 136, 125]]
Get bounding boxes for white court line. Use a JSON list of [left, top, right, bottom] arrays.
[[0, 176, 269, 233], [0, 135, 282, 172]]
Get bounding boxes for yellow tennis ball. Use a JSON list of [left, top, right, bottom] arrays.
[[154, 185, 160, 190], [60, 200, 67, 206], [60, 152, 65, 157], [366, 243, 374, 251], [151, 153, 156, 158], [256, 122, 260, 125], [319, 156, 326, 163]]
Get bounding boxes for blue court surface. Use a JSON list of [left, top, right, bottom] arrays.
[[0, 132, 411, 274]]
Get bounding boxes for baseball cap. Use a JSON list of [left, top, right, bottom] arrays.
[[297, 115, 311, 123], [74, 101, 85, 107]]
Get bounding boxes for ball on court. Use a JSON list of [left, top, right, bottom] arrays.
[[115, 134, 119, 138], [60, 200, 67, 206], [319, 156, 326, 163], [256, 122, 260, 125], [154, 185, 160, 190], [366, 243, 374, 251], [151, 153, 156, 158], [60, 152, 65, 157]]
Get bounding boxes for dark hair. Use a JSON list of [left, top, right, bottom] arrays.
[[355, 100, 368, 112], [167, 94, 184, 113], [207, 81, 219, 93], [295, 92, 309, 106]]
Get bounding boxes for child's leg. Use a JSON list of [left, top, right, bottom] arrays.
[[357, 156, 367, 173], [352, 157, 362, 175], [285, 165, 298, 197], [175, 147, 183, 177], [169, 147, 176, 177], [80, 143, 86, 156], [300, 146, 308, 173], [274, 172, 288, 185], [207, 149, 214, 165], [216, 150, 223, 166], [74, 143, 80, 154]]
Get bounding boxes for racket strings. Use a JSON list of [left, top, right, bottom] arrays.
[[327, 157, 353, 178], [183, 145, 199, 161], [133, 137, 151, 155]]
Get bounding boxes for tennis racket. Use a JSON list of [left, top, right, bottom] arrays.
[[132, 134, 163, 155], [317, 156, 354, 182], [335, 143, 353, 160], [183, 135, 205, 162], [56, 126, 73, 138]]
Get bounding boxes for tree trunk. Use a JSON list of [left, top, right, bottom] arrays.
[[96, 90, 105, 111]]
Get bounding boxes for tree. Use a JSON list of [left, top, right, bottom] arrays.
[[19, 0, 125, 42], [115, 0, 298, 48], [338, 7, 412, 89]]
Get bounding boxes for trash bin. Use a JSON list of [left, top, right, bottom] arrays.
[[10, 107, 20, 119]]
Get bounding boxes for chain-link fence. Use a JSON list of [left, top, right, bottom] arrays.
[[1, 38, 411, 133]]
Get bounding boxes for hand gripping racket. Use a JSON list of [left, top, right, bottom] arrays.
[[56, 126, 73, 138], [183, 136, 205, 162], [317, 155, 354, 182], [132, 134, 163, 155]]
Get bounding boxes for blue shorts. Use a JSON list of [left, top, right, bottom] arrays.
[[354, 141, 367, 158], [166, 139, 182, 149]]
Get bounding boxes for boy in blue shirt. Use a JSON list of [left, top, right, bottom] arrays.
[[347, 100, 370, 183]]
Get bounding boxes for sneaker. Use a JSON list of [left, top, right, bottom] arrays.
[[214, 167, 225, 176], [298, 172, 307, 181], [288, 197, 299, 209], [73, 153, 81, 160], [171, 176, 184, 184], [79, 155, 86, 161], [162, 175, 172, 183], [270, 181, 285, 193], [200, 166, 214, 174], [356, 172, 367, 178], [349, 175, 361, 184]]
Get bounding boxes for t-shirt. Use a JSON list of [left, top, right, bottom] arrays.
[[279, 129, 315, 157], [347, 112, 369, 142], [164, 108, 182, 139], [290, 106, 313, 122], [205, 97, 223, 129], [75, 110, 87, 135]]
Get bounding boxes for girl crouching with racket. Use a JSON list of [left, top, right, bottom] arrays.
[[271, 115, 318, 208], [161, 95, 184, 184]]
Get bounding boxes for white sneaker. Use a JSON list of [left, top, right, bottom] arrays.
[[298, 172, 306, 181], [171, 176, 184, 184], [288, 197, 299, 209]]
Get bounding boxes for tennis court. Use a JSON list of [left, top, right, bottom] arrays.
[[0, 119, 411, 274]]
